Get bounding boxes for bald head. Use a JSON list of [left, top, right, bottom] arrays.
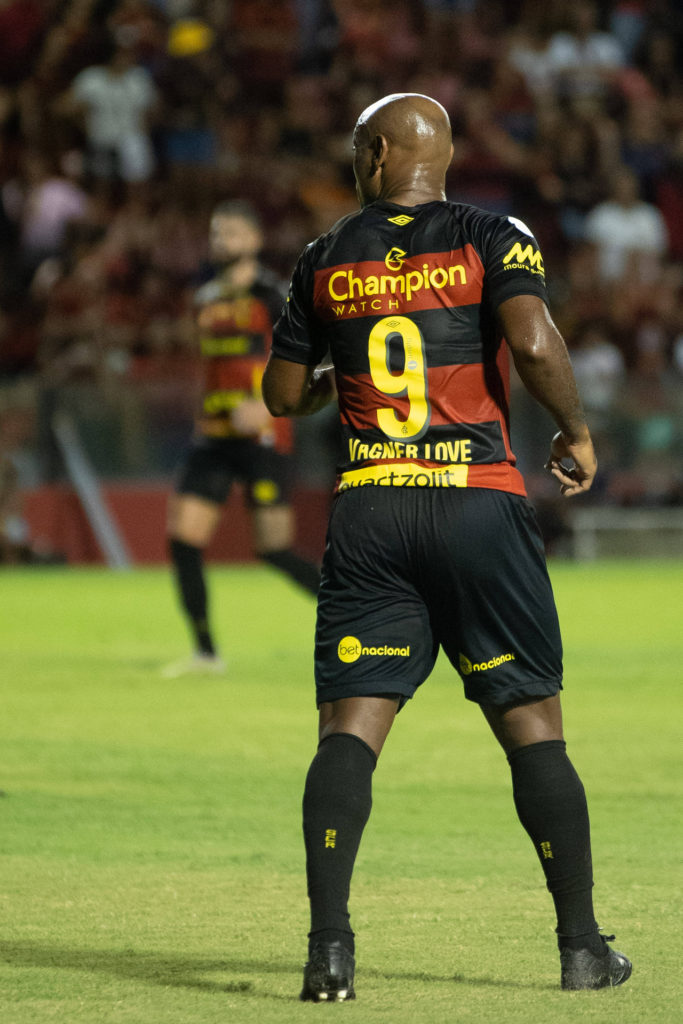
[[353, 93, 453, 207]]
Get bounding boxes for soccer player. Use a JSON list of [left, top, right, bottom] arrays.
[[262, 94, 632, 999], [164, 200, 319, 677]]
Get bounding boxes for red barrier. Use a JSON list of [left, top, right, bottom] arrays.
[[22, 483, 330, 565]]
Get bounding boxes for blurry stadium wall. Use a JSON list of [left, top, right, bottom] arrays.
[[22, 483, 330, 565]]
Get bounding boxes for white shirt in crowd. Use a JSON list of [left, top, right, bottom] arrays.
[[71, 64, 158, 181]]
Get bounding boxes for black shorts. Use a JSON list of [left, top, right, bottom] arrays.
[[314, 486, 563, 708], [175, 436, 292, 507]]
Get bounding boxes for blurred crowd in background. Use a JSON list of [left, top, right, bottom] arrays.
[[1, 0, 682, 561]]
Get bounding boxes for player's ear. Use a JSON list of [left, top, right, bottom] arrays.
[[370, 133, 388, 172]]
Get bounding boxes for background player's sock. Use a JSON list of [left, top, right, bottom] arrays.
[[507, 739, 603, 953], [303, 733, 377, 954], [169, 538, 216, 655], [261, 548, 320, 596]]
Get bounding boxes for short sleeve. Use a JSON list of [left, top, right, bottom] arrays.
[[482, 214, 549, 311], [272, 246, 328, 366]]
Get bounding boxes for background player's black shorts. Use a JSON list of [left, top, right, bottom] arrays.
[[175, 436, 292, 507], [315, 486, 563, 708]]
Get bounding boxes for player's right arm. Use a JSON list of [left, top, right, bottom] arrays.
[[263, 240, 335, 417], [262, 358, 336, 417], [498, 293, 597, 497]]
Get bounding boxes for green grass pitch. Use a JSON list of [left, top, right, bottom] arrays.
[[1, 560, 681, 1023]]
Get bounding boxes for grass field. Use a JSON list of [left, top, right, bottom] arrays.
[[1, 560, 681, 1023]]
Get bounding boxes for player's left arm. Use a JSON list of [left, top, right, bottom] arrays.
[[262, 356, 336, 417], [499, 293, 597, 497]]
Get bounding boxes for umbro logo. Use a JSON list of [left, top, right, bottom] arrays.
[[387, 215, 414, 226]]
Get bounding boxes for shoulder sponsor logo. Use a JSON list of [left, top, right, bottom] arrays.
[[385, 247, 407, 271], [338, 635, 411, 663], [387, 215, 414, 226], [502, 242, 544, 277], [459, 651, 516, 675]]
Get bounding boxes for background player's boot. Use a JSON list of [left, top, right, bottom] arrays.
[[560, 934, 632, 990], [161, 653, 226, 678], [300, 941, 356, 1002]]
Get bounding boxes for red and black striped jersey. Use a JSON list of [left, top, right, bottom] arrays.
[[195, 270, 292, 451], [272, 199, 549, 494]]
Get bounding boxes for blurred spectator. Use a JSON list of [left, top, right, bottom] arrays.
[[569, 319, 626, 432], [333, 0, 424, 83], [534, 104, 619, 241], [0, 401, 63, 564], [505, 8, 556, 101], [0, 0, 56, 88], [583, 164, 668, 282], [54, 33, 159, 186], [620, 94, 670, 199], [609, 0, 647, 62], [545, 0, 626, 102], [611, 330, 683, 504], [1, 148, 88, 286], [293, 0, 339, 73], [155, 17, 227, 188]]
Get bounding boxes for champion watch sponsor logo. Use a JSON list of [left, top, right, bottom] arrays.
[[312, 245, 482, 321], [385, 247, 407, 271], [325, 260, 468, 304], [459, 651, 516, 675], [338, 635, 411, 663]]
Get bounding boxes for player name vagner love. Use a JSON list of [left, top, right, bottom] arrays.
[[340, 439, 474, 491]]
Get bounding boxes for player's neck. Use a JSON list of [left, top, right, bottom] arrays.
[[379, 172, 446, 207], [380, 188, 445, 207]]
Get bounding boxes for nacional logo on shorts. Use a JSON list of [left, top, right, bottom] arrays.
[[338, 635, 411, 663], [459, 651, 515, 675]]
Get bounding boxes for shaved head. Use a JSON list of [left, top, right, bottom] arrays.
[[356, 93, 451, 150], [352, 93, 453, 207]]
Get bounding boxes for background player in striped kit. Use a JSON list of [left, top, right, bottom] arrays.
[[164, 201, 319, 677]]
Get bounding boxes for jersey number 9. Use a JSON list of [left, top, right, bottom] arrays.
[[368, 315, 431, 441]]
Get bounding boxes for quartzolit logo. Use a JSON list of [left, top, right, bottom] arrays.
[[337, 636, 411, 663], [385, 247, 407, 271]]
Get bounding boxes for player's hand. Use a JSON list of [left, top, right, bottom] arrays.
[[230, 398, 272, 436], [545, 431, 597, 498]]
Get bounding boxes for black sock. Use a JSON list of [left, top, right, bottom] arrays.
[[261, 549, 320, 597], [302, 733, 377, 955], [169, 538, 215, 656], [507, 740, 602, 953]]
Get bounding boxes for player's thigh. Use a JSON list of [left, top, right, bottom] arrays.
[[433, 490, 563, 707], [482, 693, 564, 754], [251, 503, 294, 552], [314, 490, 438, 706], [167, 493, 222, 548], [319, 696, 400, 759]]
